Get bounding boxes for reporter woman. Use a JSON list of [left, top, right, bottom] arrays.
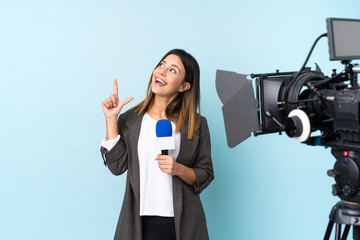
[[100, 49, 214, 240]]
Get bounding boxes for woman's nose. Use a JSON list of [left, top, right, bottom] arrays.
[[159, 68, 166, 76]]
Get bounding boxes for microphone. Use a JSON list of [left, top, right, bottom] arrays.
[[155, 119, 175, 155]]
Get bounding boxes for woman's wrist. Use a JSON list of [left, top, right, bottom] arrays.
[[106, 117, 119, 140], [175, 163, 197, 186], [105, 115, 118, 121]]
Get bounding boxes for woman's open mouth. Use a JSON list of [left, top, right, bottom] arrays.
[[155, 77, 167, 86]]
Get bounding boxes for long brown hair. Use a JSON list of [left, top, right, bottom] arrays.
[[132, 49, 201, 139]]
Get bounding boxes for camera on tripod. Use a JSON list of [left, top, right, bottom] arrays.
[[216, 18, 360, 239]]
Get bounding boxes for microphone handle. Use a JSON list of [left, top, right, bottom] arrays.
[[162, 150, 168, 155]]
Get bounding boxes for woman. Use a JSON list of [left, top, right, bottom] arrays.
[[100, 49, 214, 240]]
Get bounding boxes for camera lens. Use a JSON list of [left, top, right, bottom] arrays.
[[285, 116, 303, 138]]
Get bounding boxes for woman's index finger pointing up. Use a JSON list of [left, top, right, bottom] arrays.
[[113, 79, 118, 96]]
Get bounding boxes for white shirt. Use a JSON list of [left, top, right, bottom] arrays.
[[101, 113, 181, 217]]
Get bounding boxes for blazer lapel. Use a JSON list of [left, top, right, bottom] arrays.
[[176, 122, 199, 166], [123, 111, 143, 201]]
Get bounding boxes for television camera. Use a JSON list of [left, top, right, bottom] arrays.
[[216, 18, 360, 239]]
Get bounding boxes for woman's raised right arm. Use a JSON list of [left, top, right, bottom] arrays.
[[101, 79, 133, 175]]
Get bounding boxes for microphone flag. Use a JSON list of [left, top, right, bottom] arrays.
[[155, 119, 175, 154]]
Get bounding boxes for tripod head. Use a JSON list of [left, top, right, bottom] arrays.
[[328, 149, 360, 204]]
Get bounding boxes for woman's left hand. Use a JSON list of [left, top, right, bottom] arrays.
[[155, 154, 179, 176]]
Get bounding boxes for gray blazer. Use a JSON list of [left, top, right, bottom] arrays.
[[101, 109, 214, 240]]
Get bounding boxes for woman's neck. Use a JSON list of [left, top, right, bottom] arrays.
[[147, 95, 174, 121]]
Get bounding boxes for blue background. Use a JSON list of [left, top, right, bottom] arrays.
[[1, 0, 360, 239]]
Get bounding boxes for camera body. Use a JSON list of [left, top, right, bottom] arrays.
[[251, 65, 360, 203], [253, 65, 360, 144]]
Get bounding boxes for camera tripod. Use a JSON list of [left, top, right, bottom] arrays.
[[324, 201, 360, 240]]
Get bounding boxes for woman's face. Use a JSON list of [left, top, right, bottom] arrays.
[[151, 54, 190, 99]]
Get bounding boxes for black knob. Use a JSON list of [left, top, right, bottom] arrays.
[[327, 169, 339, 178], [332, 184, 342, 196], [342, 183, 356, 197]]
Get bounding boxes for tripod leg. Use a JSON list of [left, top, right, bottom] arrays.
[[324, 220, 335, 240], [335, 224, 341, 240], [341, 225, 350, 240], [354, 226, 360, 240]]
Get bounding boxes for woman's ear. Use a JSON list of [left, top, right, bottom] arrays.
[[179, 82, 191, 92]]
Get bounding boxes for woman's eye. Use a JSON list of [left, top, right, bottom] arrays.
[[159, 63, 164, 67], [170, 68, 176, 73]]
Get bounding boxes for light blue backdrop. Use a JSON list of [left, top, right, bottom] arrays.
[[1, 0, 360, 239]]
